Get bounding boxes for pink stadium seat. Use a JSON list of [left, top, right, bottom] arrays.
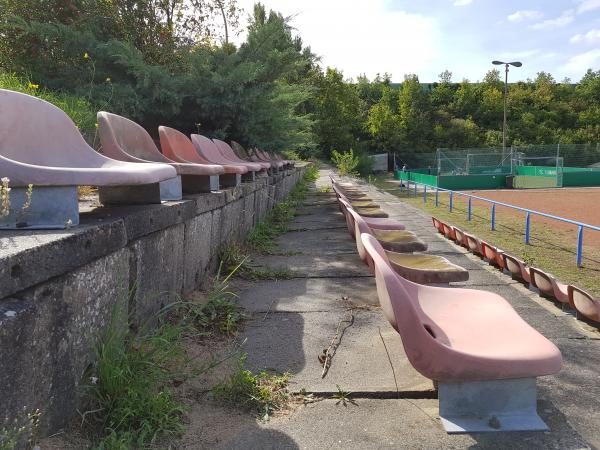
[[190, 134, 252, 183], [480, 240, 506, 269], [338, 197, 405, 237], [568, 285, 600, 322], [0, 89, 177, 228], [158, 126, 242, 188], [432, 217, 445, 234], [97, 112, 223, 196], [502, 253, 532, 284], [360, 232, 562, 433], [212, 139, 270, 172], [529, 267, 569, 304], [463, 232, 484, 257]]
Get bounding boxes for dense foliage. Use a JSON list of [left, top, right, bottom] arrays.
[[0, 0, 598, 162]]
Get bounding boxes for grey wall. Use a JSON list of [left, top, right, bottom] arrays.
[[0, 167, 304, 436]]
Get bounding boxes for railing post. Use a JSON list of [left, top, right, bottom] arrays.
[[399, 179, 403, 192], [414, 181, 417, 196], [577, 225, 584, 267], [525, 212, 531, 244], [468, 197, 472, 221], [407, 180, 410, 194], [423, 185, 427, 204], [449, 191, 453, 212], [435, 189, 439, 207], [491, 204, 496, 230]]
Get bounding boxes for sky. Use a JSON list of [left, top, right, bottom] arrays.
[[231, 0, 600, 83]]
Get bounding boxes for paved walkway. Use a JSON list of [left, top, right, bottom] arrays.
[[193, 168, 600, 449]]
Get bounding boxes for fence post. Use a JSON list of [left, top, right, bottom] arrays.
[[435, 189, 439, 207], [491, 204, 496, 230], [423, 185, 427, 204], [577, 226, 584, 267], [468, 197, 472, 221], [414, 181, 417, 196], [525, 212, 531, 244], [399, 179, 403, 192], [449, 191, 453, 212]]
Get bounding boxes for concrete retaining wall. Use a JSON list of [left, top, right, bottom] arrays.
[[0, 167, 305, 436]]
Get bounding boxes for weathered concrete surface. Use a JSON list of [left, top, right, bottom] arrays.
[[0, 167, 305, 437], [241, 310, 432, 393], [251, 253, 372, 278], [214, 397, 589, 450], [0, 249, 129, 434]]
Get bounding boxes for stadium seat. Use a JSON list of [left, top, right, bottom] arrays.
[[158, 126, 245, 188], [452, 226, 468, 248], [462, 232, 484, 256], [344, 203, 466, 284], [442, 223, 457, 241], [98, 112, 223, 197], [568, 285, 600, 323], [0, 89, 177, 228], [432, 217, 445, 234], [212, 139, 270, 173], [529, 267, 569, 304], [346, 207, 427, 253], [480, 240, 506, 269], [360, 232, 562, 433], [190, 134, 257, 183], [502, 253, 532, 284], [338, 198, 405, 237]]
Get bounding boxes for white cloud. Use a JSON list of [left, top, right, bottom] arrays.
[[570, 29, 600, 44], [453, 0, 472, 6], [507, 10, 543, 22], [233, 0, 441, 81], [530, 10, 574, 30], [563, 49, 600, 77], [577, 0, 600, 14]]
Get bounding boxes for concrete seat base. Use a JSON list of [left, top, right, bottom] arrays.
[[182, 174, 219, 193], [221, 173, 242, 188], [439, 378, 548, 433], [241, 171, 255, 182], [0, 185, 79, 229], [371, 229, 428, 253], [385, 251, 469, 284], [99, 176, 182, 204]]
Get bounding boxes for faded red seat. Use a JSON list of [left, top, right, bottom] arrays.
[[568, 285, 600, 322], [343, 201, 466, 284], [346, 207, 426, 253], [190, 134, 252, 182], [361, 232, 562, 433], [442, 223, 456, 241], [452, 227, 468, 247], [480, 240, 506, 269], [0, 89, 177, 228], [251, 148, 285, 169], [530, 267, 569, 304], [502, 253, 532, 284], [338, 197, 405, 237], [432, 217, 445, 234], [98, 112, 224, 196], [213, 139, 270, 172], [463, 232, 483, 256], [158, 126, 241, 188]]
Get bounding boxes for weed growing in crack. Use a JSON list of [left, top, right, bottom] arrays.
[[333, 385, 357, 407], [211, 355, 291, 421]]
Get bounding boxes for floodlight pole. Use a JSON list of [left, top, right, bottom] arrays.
[[492, 60, 522, 153]]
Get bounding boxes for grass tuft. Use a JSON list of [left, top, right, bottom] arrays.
[[211, 355, 291, 421]]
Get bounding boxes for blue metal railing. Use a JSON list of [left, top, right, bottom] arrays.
[[399, 180, 600, 267]]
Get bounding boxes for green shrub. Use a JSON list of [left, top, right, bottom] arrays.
[[331, 149, 359, 176]]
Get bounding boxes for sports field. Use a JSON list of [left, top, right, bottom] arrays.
[[465, 187, 600, 248]]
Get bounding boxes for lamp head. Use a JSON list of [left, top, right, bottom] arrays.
[[492, 60, 504, 65]]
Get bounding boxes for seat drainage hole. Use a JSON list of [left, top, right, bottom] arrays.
[[424, 324, 436, 338]]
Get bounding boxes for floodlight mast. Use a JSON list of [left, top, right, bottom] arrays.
[[492, 60, 522, 151]]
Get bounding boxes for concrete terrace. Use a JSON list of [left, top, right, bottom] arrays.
[[189, 167, 600, 449]]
